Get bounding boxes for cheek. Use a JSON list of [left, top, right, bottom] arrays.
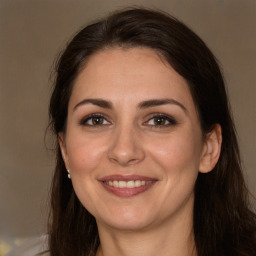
[[65, 135, 108, 214], [147, 131, 202, 208], [66, 134, 108, 176], [148, 130, 203, 173]]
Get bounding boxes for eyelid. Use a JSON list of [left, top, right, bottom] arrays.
[[78, 112, 177, 128], [143, 113, 178, 127], [79, 113, 112, 126]]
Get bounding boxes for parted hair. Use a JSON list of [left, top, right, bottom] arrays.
[[48, 7, 256, 256]]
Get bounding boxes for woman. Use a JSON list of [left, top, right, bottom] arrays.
[[47, 7, 256, 256]]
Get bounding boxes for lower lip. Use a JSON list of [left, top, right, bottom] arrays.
[[100, 181, 156, 197]]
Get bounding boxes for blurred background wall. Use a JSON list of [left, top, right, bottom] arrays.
[[0, 0, 255, 246]]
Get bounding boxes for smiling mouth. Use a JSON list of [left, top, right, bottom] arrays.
[[103, 180, 153, 188], [99, 175, 157, 197]]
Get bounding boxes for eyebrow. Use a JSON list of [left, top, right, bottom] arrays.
[[138, 99, 187, 113], [73, 98, 187, 113], [73, 98, 113, 111]]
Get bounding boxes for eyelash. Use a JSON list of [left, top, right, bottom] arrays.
[[144, 114, 177, 128], [79, 113, 177, 128], [79, 113, 111, 127]]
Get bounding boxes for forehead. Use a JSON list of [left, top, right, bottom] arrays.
[[70, 47, 195, 110]]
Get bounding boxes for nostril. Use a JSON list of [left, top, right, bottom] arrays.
[[107, 129, 145, 165], [107, 146, 145, 166], [108, 155, 142, 166]]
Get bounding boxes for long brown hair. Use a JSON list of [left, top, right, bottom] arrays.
[[48, 7, 256, 256]]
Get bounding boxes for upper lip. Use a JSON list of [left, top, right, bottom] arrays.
[[98, 174, 157, 182]]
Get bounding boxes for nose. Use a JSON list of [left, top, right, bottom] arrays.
[[107, 125, 145, 166]]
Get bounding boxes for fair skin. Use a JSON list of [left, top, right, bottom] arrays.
[[59, 47, 222, 256]]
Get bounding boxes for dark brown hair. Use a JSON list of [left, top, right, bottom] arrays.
[[48, 7, 256, 256]]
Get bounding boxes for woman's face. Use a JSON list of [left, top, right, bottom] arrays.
[[60, 47, 213, 231]]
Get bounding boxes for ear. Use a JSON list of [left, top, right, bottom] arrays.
[[58, 132, 70, 170], [199, 124, 222, 173]]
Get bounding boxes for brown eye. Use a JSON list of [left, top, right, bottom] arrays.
[[153, 117, 168, 126], [145, 114, 177, 127], [80, 114, 111, 126], [91, 117, 104, 125]]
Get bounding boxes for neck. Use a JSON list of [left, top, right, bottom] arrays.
[[96, 199, 197, 256]]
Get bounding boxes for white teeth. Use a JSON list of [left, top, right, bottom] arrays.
[[135, 180, 141, 187], [113, 181, 119, 187], [105, 180, 152, 188], [119, 181, 126, 188], [127, 180, 135, 188]]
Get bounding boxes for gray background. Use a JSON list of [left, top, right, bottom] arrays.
[[0, 0, 255, 240]]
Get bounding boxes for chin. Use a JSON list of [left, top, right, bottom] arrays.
[[95, 207, 157, 232], [99, 219, 153, 232]]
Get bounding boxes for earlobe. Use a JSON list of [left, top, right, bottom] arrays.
[[58, 132, 70, 169], [199, 124, 222, 173]]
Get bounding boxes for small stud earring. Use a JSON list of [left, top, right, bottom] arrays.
[[67, 170, 71, 179]]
